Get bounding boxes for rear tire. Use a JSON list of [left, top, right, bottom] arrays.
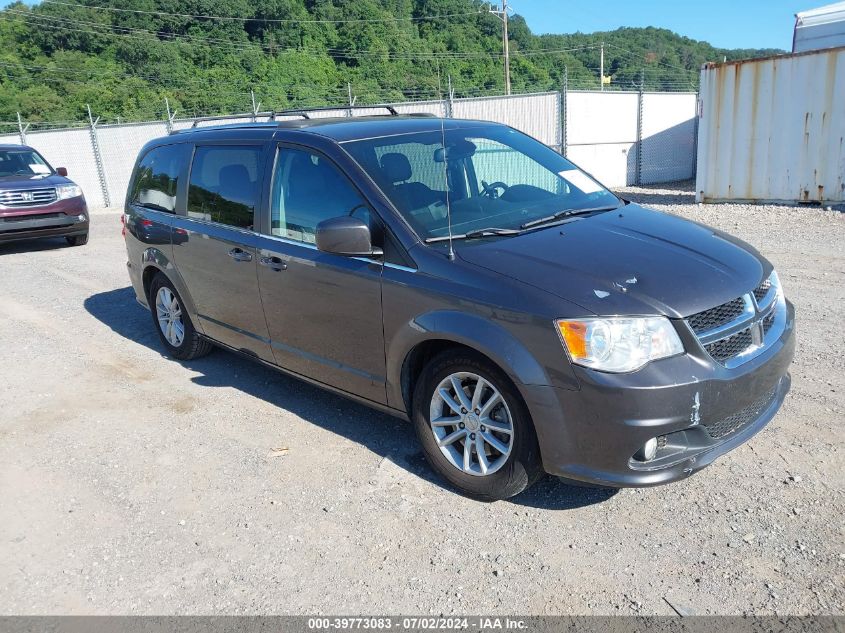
[[412, 350, 543, 501], [66, 233, 88, 246], [149, 273, 213, 361]]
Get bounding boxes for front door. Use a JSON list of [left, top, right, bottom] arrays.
[[255, 145, 386, 402], [171, 143, 272, 361]]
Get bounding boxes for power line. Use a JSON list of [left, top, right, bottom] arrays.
[[38, 0, 488, 24]]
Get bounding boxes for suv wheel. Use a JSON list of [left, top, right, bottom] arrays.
[[412, 351, 543, 500], [149, 273, 213, 360], [66, 233, 88, 246]]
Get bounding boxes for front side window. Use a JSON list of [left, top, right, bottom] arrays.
[[131, 143, 189, 213], [270, 147, 370, 244], [0, 149, 52, 177], [187, 145, 261, 230], [342, 125, 620, 242]]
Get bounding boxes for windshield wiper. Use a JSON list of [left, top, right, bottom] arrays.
[[520, 204, 620, 230], [424, 227, 521, 244]]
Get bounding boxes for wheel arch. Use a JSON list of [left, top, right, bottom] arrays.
[[391, 310, 553, 418], [140, 247, 201, 330]]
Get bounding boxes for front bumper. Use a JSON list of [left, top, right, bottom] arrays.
[[525, 300, 796, 487], [0, 198, 89, 243]]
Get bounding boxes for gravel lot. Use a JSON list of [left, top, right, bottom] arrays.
[[1, 183, 843, 616]]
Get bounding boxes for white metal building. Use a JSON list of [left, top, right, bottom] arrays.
[[793, 2, 845, 52], [695, 46, 845, 204]]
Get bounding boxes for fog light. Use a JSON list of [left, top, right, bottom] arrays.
[[77, 214, 86, 222], [635, 437, 658, 462]]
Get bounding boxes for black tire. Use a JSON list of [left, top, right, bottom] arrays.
[[412, 350, 543, 501], [66, 233, 88, 246], [148, 273, 213, 361]]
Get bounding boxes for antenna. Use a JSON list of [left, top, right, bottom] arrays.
[[439, 113, 455, 261]]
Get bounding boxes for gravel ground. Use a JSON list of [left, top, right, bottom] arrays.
[[0, 184, 843, 616]]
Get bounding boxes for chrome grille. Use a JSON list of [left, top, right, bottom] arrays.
[[687, 297, 746, 334], [686, 273, 784, 368], [703, 386, 778, 439], [0, 188, 58, 207], [753, 278, 772, 303], [704, 328, 753, 362]]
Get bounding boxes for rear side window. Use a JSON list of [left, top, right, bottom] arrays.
[[131, 143, 189, 213], [187, 145, 261, 230]]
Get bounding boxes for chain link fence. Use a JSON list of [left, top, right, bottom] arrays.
[[2, 89, 698, 208]]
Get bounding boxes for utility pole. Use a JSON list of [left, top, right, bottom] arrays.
[[600, 41, 605, 91], [489, 1, 511, 95]]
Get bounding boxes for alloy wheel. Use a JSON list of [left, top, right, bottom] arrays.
[[155, 286, 185, 347], [428, 371, 514, 476]]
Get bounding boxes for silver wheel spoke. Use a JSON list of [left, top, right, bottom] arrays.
[[481, 431, 509, 456], [451, 376, 473, 411], [481, 418, 512, 435], [431, 415, 462, 427], [471, 377, 487, 411], [479, 392, 503, 418], [438, 388, 464, 415], [475, 435, 489, 474], [463, 437, 472, 471], [438, 428, 466, 447]]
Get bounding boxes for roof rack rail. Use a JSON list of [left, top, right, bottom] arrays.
[[274, 104, 400, 118], [175, 103, 426, 133], [188, 111, 276, 128]]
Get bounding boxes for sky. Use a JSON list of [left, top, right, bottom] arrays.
[[513, 0, 815, 50]]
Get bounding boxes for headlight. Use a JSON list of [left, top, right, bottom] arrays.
[[556, 316, 684, 373], [56, 184, 82, 200]]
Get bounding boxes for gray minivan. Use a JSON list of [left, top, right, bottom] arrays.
[[123, 111, 795, 500]]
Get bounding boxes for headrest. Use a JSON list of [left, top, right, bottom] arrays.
[[218, 164, 250, 190], [379, 152, 412, 183]]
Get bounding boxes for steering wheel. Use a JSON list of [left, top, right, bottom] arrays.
[[480, 180, 509, 199]]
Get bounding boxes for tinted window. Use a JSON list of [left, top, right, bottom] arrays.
[[0, 149, 52, 177], [187, 145, 261, 229], [131, 144, 189, 213], [270, 148, 369, 244], [343, 126, 619, 242]]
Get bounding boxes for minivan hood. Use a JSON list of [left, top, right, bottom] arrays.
[[0, 173, 71, 189], [457, 204, 769, 318]]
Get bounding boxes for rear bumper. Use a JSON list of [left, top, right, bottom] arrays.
[[525, 300, 796, 487], [0, 198, 89, 242]]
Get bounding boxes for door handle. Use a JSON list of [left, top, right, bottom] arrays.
[[259, 255, 287, 271], [228, 248, 253, 262]]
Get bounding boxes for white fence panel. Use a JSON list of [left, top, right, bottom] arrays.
[[566, 91, 638, 187], [25, 127, 104, 208], [390, 99, 447, 117], [99, 121, 169, 206], [452, 93, 561, 147], [640, 93, 697, 184]]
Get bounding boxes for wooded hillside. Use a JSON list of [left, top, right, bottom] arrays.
[[0, 0, 783, 124]]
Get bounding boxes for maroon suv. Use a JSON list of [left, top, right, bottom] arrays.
[[0, 144, 89, 246]]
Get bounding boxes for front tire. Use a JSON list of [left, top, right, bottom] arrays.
[[412, 351, 543, 501], [66, 233, 88, 246], [149, 273, 212, 361]]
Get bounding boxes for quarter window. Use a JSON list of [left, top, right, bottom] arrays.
[[187, 145, 261, 230], [131, 143, 189, 213], [270, 148, 370, 244]]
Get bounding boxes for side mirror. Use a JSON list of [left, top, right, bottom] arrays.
[[316, 216, 383, 258], [56, 167, 68, 177]]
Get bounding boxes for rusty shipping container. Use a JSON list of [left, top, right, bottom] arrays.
[[695, 47, 845, 204]]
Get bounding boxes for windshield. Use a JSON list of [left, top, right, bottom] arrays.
[[0, 149, 52, 178], [342, 125, 619, 242]]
